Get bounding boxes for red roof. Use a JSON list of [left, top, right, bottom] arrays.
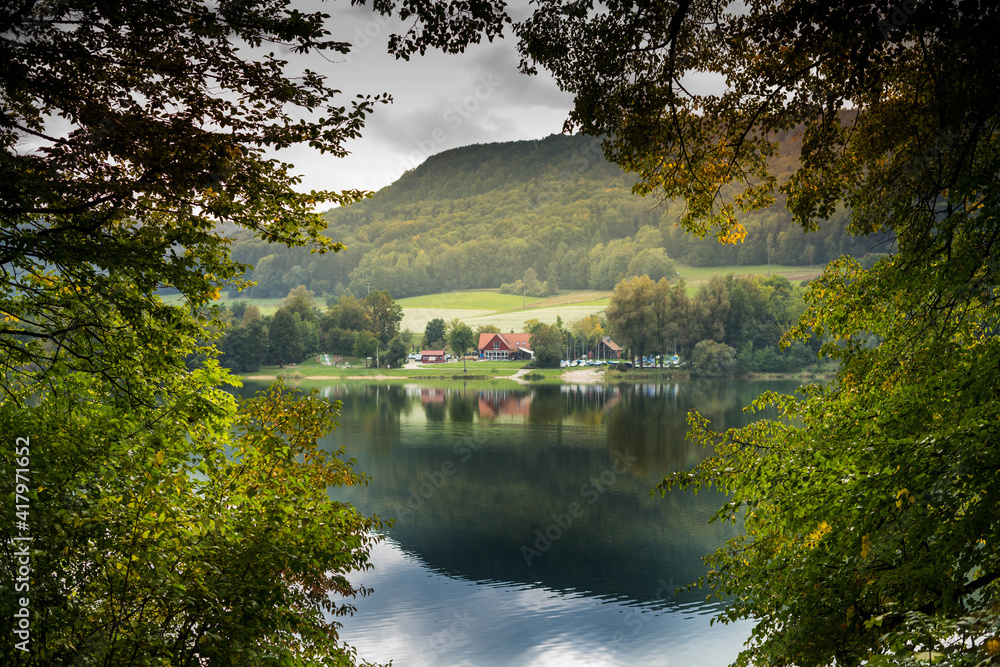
[[477, 332, 533, 351], [420, 350, 445, 356]]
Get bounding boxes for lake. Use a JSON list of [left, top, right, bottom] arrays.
[[238, 378, 803, 666]]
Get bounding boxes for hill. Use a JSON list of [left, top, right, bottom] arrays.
[[229, 133, 884, 300]]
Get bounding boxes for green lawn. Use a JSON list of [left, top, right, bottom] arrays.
[[677, 263, 824, 289], [567, 297, 612, 307], [460, 306, 607, 332], [396, 291, 544, 311]]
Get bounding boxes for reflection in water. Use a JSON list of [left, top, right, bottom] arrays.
[[236, 379, 801, 666]]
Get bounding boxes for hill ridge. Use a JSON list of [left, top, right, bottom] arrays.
[[227, 133, 880, 300]]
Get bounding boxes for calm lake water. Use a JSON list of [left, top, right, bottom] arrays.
[[239, 378, 803, 666]]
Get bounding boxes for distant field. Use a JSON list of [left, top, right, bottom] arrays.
[[401, 308, 495, 333], [158, 293, 286, 316], [461, 306, 609, 332], [160, 265, 823, 331], [567, 297, 612, 308], [396, 291, 543, 310], [400, 290, 611, 332], [526, 291, 612, 308], [677, 263, 824, 292]]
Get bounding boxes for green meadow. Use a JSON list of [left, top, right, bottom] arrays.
[[158, 264, 823, 333]]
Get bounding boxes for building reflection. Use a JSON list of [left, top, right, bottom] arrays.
[[477, 389, 532, 420]]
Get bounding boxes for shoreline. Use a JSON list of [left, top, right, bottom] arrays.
[[239, 367, 833, 384]]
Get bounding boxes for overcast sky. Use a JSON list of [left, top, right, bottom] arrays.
[[276, 2, 576, 202]]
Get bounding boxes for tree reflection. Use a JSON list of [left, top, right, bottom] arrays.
[[238, 379, 801, 605]]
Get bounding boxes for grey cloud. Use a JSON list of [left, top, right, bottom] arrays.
[[467, 43, 575, 112]]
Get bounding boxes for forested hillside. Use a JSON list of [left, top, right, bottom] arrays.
[[230, 133, 883, 299]]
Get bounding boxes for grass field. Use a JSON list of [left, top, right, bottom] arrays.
[[158, 293, 287, 316], [399, 290, 612, 332], [676, 263, 824, 293], [159, 264, 824, 332], [241, 356, 543, 381], [396, 291, 544, 310], [458, 306, 608, 332]]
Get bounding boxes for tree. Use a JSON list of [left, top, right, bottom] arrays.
[[242, 304, 262, 325], [693, 275, 731, 344], [2, 0, 506, 397], [364, 289, 403, 347], [352, 330, 378, 367], [1, 370, 382, 666], [268, 308, 304, 368], [424, 317, 447, 349], [398, 328, 415, 352], [529, 323, 563, 368], [322, 327, 357, 357], [447, 322, 476, 372], [386, 335, 409, 369], [690, 339, 737, 378], [605, 275, 656, 366], [519, 1, 1000, 664], [626, 247, 676, 283], [651, 278, 681, 365], [522, 318, 546, 335], [283, 285, 319, 321], [1, 1, 507, 663], [324, 294, 371, 333], [219, 319, 268, 373]]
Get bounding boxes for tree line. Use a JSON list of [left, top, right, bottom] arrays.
[[214, 273, 824, 378], [211, 286, 410, 372], [604, 273, 821, 375]]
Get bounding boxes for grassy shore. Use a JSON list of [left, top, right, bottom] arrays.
[[239, 355, 596, 383], [237, 353, 835, 385]]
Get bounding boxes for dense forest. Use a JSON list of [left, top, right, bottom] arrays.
[[228, 133, 887, 299]]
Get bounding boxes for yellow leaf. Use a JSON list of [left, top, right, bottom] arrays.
[[805, 521, 831, 548]]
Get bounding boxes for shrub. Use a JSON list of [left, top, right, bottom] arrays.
[[692, 339, 737, 377]]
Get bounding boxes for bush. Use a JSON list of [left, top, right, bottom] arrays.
[[692, 339, 737, 377]]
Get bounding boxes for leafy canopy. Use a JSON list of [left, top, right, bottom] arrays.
[[0, 0, 506, 401], [447, 320, 476, 371], [2, 374, 382, 666], [1, 1, 507, 664], [519, 1, 1000, 664]]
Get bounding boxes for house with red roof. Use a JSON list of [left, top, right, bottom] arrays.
[[420, 350, 446, 363], [477, 332, 534, 361]]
